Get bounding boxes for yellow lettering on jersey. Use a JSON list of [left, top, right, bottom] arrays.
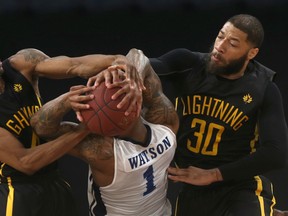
[[6, 120, 22, 134], [21, 106, 40, 119], [181, 97, 188, 116], [214, 102, 230, 121], [201, 96, 212, 115], [176, 95, 249, 131], [6, 105, 40, 135], [193, 95, 201, 114], [14, 111, 29, 128]]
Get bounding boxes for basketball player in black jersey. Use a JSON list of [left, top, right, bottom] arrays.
[[0, 49, 143, 216], [135, 14, 287, 215]]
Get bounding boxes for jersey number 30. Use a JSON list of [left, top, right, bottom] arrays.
[[187, 118, 224, 156]]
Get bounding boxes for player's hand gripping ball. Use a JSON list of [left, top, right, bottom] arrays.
[[80, 82, 137, 136]]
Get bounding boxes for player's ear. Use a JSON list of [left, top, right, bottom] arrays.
[[248, 47, 259, 60]]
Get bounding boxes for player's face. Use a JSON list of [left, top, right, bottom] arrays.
[[206, 48, 248, 76], [206, 22, 256, 76]]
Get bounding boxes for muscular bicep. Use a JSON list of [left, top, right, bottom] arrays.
[[10, 49, 82, 79], [9, 48, 49, 82]]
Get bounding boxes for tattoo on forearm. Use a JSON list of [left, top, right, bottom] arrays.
[[32, 95, 71, 138], [142, 71, 176, 126], [38, 101, 68, 126]]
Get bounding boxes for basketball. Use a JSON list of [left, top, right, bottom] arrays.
[[80, 82, 137, 136]]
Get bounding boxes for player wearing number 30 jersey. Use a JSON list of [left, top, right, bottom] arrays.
[[152, 48, 279, 175], [145, 13, 287, 216], [149, 23, 288, 215]]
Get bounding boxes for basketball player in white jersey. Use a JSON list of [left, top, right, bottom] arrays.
[[30, 49, 179, 216]]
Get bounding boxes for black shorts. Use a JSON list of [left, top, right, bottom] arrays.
[[0, 172, 79, 216], [175, 175, 275, 216]]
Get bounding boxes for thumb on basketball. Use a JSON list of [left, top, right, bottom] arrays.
[[76, 111, 84, 122]]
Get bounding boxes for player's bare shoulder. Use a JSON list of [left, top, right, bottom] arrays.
[[72, 134, 114, 162], [8, 49, 49, 73]]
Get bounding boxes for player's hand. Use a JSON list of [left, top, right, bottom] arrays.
[[87, 68, 142, 117], [107, 65, 143, 117], [68, 85, 94, 122], [108, 64, 145, 92], [87, 68, 125, 87], [167, 166, 223, 186]]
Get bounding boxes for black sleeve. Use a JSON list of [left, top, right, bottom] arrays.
[[220, 82, 288, 181], [149, 48, 201, 76], [149, 48, 205, 101]]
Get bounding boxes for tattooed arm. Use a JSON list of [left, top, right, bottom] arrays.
[[30, 85, 94, 139], [1, 85, 90, 175], [30, 84, 115, 184], [126, 49, 179, 134], [8, 48, 140, 113], [30, 84, 114, 158]]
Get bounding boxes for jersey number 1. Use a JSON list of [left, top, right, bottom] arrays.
[[143, 165, 156, 196]]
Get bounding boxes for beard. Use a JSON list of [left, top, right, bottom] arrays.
[[205, 47, 248, 76], [0, 61, 3, 77]]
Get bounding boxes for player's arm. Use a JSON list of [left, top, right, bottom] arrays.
[[123, 48, 179, 134], [30, 85, 114, 181], [9, 48, 128, 80], [0, 122, 89, 176], [30, 85, 94, 138], [141, 63, 179, 134], [219, 82, 288, 180]]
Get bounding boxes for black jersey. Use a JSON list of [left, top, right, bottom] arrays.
[[0, 60, 57, 180], [150, 48, 287, 181]]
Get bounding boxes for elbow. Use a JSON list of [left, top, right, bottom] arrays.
[[15, 161, 38, 176], [270, 149, 287, 169], [32, 127, 52, 139], [282, 151, 288, 168], [31, 126, 52, 140], [18, 157, 41, 175], [30, 116, 46, 137], [12, 149, 45, 175], [278, 144, 288, 168], [30, 117, 58, 139]]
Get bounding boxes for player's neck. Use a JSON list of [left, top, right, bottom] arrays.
[[219, 72, 244, 79], [0, 78, 4, 95], [121, 121, 148, 144]]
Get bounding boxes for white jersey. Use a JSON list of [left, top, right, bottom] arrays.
[[88, 120, 176, 216]]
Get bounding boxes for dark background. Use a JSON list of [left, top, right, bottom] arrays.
[[1, 0, 288, 215]]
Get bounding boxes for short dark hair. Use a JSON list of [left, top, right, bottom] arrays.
[[227, 14, 264, 48]]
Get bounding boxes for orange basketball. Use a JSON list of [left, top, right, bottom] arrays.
[[80, 82, 137, 136]]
